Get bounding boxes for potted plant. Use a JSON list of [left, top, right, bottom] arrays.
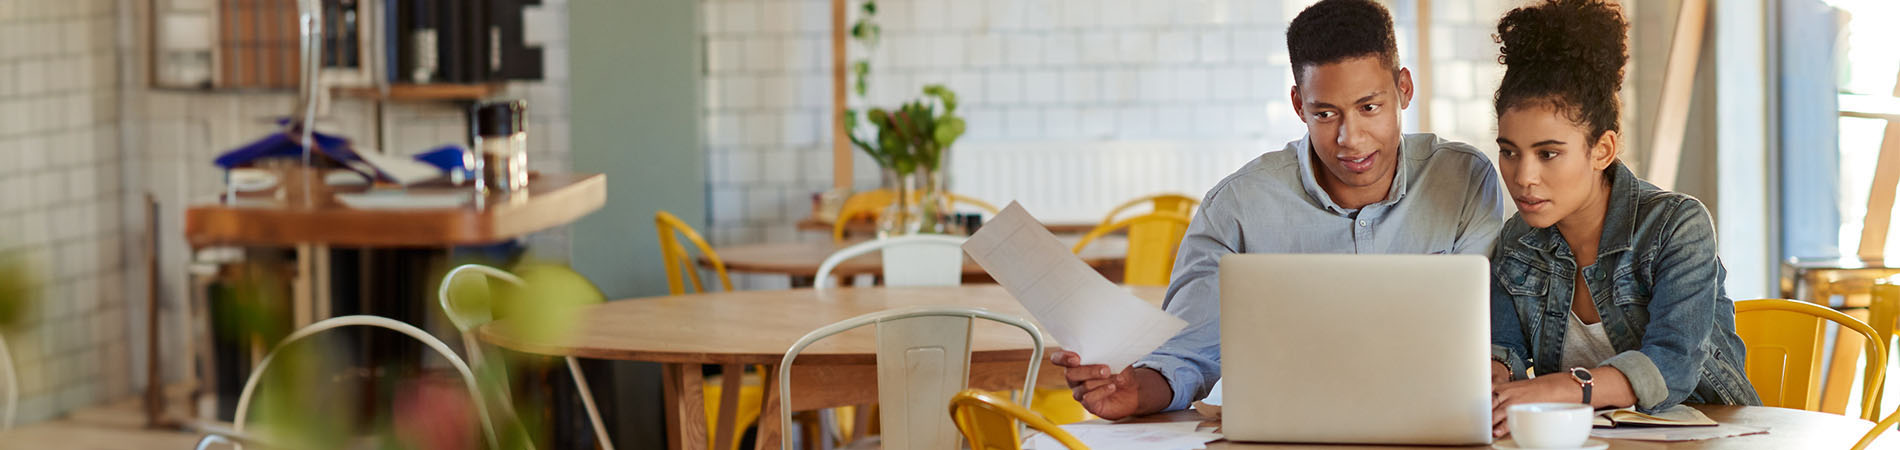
[[846, 85, 966, 236]]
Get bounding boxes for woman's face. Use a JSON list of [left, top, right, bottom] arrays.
[[1495, 104, 1617, 229]]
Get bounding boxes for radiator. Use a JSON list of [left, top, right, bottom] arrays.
[[945, 140, 1275, 224]]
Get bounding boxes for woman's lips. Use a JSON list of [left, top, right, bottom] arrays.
[[1514, 196, 1549, 212]]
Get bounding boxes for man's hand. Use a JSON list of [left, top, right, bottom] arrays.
[[1490, 360, 1512, 386], [1050, 350, 1144, 420], [1490, 374, 1584, 438]]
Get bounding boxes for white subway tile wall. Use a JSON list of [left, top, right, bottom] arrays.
[[0, 0, 573, 425], [699, 0, 1512, 288]]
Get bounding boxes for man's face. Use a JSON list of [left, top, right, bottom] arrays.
[[1291, 57, 1413, 194]]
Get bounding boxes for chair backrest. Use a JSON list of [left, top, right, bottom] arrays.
[[834, 190, 999, 242], [1870, 279, 1900, 414], [948, 389, 1088, 450], [656, 210, 733, 295], [233, 315, 500, 450], [1098, 193, 1199, 227], [1734, 298, 1888, 420], [1072, 211, 1192, 286], [778, 307, 1044, 450], [815, 235, 969, 289], [1, 329, 15, 431]]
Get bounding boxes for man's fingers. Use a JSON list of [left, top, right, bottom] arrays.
[[1082, 378, 1116, 392], [1080, 383, 1120, 406], [1050, 351, 1078, 366], [1063, 365, 1112, 385]]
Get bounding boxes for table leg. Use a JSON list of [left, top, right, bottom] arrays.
[[755, 364, 782, 450], [663, 363, 711, 450], [713, 364, 743, 450]]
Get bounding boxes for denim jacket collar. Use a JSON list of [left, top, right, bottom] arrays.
[[1293, 136, 1412, 215], [1513, 160, 1639, 260]]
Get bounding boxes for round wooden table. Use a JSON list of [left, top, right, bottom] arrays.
[[1129, 404, 1895, 449], [479, 284, 1166, 450], [703, 236, 1128, 286]]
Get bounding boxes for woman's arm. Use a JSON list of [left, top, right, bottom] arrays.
[[1599, 198, 1724, 412]]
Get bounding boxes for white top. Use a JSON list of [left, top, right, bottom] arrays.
[[1561, 311, 1619, 369]]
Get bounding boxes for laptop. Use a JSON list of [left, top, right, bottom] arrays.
[[1218, 253, 1493, 445]]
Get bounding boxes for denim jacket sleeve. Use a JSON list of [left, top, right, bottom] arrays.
[[1489, 246, 1532, 381], [1601, 198, 1721, 412], [1452, 156, 1506, 257], [1131, 184, 1239, 412]]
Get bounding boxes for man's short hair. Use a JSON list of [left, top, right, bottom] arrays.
[[1285, 0, 1401, 84]]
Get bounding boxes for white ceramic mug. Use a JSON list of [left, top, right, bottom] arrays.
[[1507, 402, 1593, 448]]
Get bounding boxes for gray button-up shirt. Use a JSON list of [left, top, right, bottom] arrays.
[[1134, 133, 1506, 411]]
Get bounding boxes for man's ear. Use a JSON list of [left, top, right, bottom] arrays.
[[1396, 67, 1414, 110], [1291, 84, 1306, 120], [1592, 130, 1620, 171]]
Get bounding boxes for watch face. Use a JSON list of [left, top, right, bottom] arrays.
[[1572, 368, 1594, 381]]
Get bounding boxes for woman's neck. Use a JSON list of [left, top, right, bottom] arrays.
[[1556, 175, 1613, 267]]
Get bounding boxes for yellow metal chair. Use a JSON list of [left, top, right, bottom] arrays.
[[831, 189, 1002, 242], [1734, 299, 1888, 421], [949, 389, 1089, 450], [1072, 211, 1193, 287], [654, 211, 762, 450], [655, 210, 733, 295], [1870, 279, 1900, 415], [1098, 193, 1199, 228]]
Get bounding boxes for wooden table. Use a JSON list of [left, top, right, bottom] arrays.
[[705, 236, 1128, 286], [1127, 404, 1893, 449], [479, 285, 1167, 450], [186, 173, 607, 248], [796, 216, 1100, 237]]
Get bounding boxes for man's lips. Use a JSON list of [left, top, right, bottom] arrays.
[[1338, 152, 1375, 173]]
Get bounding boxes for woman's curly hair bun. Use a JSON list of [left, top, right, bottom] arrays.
[[1493, 0, 1629, 143]]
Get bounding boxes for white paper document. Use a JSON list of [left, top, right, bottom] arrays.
[[1024, 421, 1223, 450], [963, 202, 1189, 371], [1589, 424, 1769, 441]]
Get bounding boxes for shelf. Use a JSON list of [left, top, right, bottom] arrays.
[[332, 83, 506, 101]]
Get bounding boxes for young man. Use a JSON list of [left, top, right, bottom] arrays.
[[1051, 0, 1506, 419]]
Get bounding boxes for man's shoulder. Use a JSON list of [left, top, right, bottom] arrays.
[[1406, 133, 1495, 174], [1200, 141, 1303, 203]]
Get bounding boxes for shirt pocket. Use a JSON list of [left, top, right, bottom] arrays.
[[1496, 257, 1550, 297]]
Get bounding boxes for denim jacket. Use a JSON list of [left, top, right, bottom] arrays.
[[1490, 161, 1761, 413]]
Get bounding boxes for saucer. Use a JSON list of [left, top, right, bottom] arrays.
[[1491, 438, 1609, 450]]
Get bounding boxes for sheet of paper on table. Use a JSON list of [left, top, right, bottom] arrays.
[[1024, 421, 1223, 450], [963, 202, 1189, 372], [1588, 423, 1769, 441]]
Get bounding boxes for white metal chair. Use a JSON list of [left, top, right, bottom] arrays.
[[231, 315, 500, 450], [1, 329, 16, 431], [777, 306, 1045, 450], [438, 263, 615, 450], [813, 235, 969, 289]]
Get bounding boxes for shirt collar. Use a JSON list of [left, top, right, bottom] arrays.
[[1515, 160, 1639, 256], [1292, 135, 1413, 215]]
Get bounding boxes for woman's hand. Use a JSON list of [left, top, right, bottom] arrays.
[[1491, 361, 1512, 385], [1490, 374, 1584, 438]]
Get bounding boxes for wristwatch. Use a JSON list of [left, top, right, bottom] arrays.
[[1569, 367, 1595, 404]]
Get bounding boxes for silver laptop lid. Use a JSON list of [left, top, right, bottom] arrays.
[[1218, 253, 1492, 445]]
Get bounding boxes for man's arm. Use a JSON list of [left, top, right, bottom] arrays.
[[1451, 158, 1506, 256], [1127, 184, 1244, 412]]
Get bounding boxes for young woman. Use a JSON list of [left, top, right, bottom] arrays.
[[1484, 0, 1760, 437]]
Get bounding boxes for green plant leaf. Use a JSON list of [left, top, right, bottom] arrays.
[[933, 116, 965, 151], [862, 1, 876, 15]]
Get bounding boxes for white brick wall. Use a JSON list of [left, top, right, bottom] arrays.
[[0, 0, 128, 425], [700, 0, 1514, 281], [0, 0, 575, 426]]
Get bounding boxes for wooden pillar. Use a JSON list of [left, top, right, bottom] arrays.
[[1643, 0, 1708, 190], [831, 0, 852, 191]]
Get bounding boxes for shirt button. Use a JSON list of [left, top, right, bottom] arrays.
[[1357, 220, 1369, 227]]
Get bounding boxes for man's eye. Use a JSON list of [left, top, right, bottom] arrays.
[[1362, 104, 1380, 113], [1313, 111, 1336, 120]]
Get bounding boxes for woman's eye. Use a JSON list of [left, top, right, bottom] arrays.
[[1499, 149, 1516, 159], [1538, 150, 1559, 160]]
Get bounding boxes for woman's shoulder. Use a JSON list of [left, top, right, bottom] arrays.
[[1629, 179, 1713, 228]]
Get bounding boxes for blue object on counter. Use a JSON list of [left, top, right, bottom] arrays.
[[212, 127, 358, 169], [414, 145, 472, 173]]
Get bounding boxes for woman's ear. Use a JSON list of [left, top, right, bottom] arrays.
[[1591, 130, 1620, 171]]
